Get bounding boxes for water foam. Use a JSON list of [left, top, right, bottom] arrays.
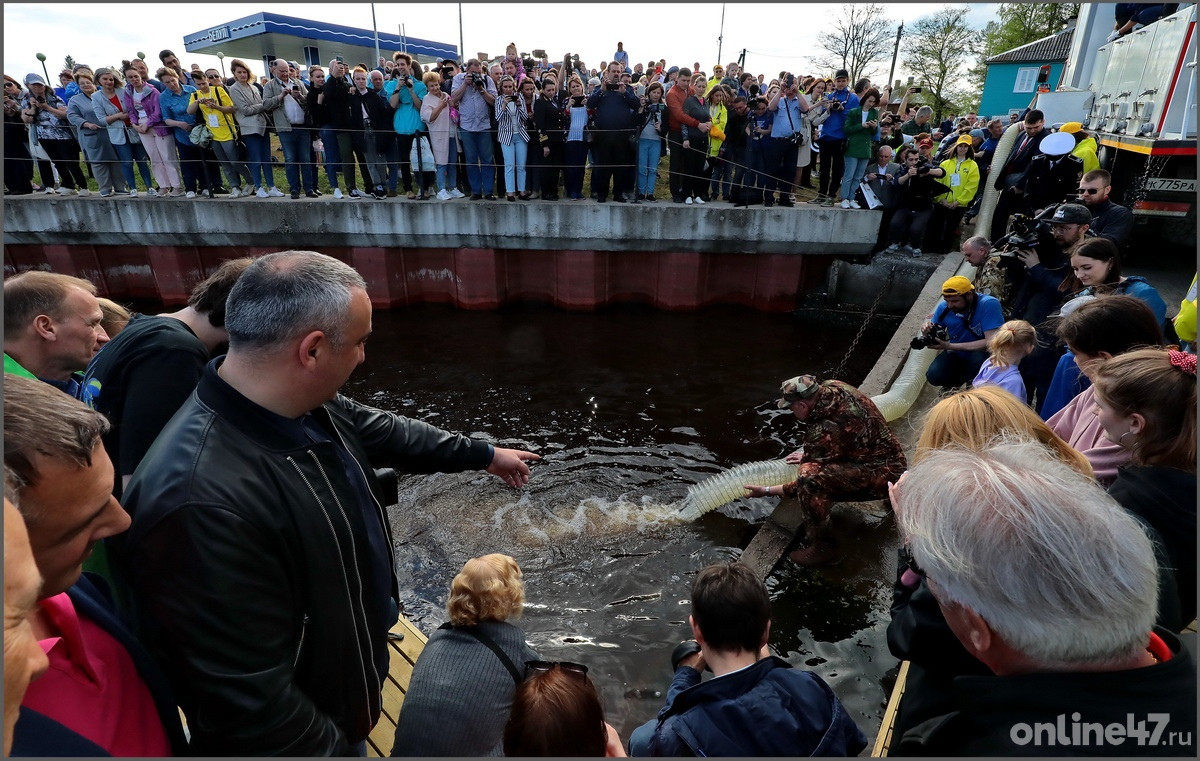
[[676, 459, 797, 522]]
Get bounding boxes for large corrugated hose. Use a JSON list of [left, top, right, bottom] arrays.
[[677, 458, 797, 520], [973, 122, 1023, 241]]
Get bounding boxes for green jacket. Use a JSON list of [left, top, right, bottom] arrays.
[[843, 107, 879, 159], [4, 352, 36, 379]]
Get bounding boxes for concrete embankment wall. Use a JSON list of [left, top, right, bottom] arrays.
[[3, 198, 885, 311]]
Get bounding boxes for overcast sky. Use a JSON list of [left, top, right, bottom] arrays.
[[5, 2, 998, 85]]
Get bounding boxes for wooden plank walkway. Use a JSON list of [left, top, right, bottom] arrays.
[[871, 660, 909, 757], [367, 615, 429, 757]]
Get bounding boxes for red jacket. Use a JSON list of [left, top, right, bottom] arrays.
[[666, 83, 700, 132]]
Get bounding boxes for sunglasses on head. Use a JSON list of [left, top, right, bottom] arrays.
[[525, 660, 589, 679], [1076, 187, 1100, 194]]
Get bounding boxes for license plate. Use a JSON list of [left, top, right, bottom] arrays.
[[1143, 178, 1196, 193]]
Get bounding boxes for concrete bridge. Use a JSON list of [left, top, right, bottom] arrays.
[[4, 196, 888, 311]]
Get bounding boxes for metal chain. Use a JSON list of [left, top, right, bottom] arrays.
[[831, 265, 896, 381]]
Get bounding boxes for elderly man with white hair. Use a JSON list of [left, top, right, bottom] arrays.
[[888, 440, 1196, 756]]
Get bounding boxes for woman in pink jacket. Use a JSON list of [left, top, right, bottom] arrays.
[[1047, 295, 1164, 485], [122, 65, 182, 196]]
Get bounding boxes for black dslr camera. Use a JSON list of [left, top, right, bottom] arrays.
[[911, 324, 949, 350], [396, 73, 411, 86], [996, 203, 1060, 256], [915, 161, 935, 175], [470, 72, 486, 88]]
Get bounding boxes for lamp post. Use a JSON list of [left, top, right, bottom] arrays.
[[216, 51, 226, 78], [34, 52, 49, 85]]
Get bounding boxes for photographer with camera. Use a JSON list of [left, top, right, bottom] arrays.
[[812, 69, 858, 207], [883, 145, 948, 256], [450, 58, 498, 199], [586, 61, 639, 203], [385, 53, 428, 200], [261, 59, 317, 199], [20, 72, 88, 194], [764, 72, 809, 207], [921, 276, 1004, 390]]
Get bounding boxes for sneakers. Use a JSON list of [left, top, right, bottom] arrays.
[[884, 243, 900, 254], [255, 187, 269, 198], [185, 191, 196, 199], [348, 189, 362, 198], [848, 199, 861, 209], [305, 190, 320, 198], [694, 196, 706, 205], [168, 188, 185, 197], [77, 188, 91, 197], [333, 188, 344, 199], [820, 197, 835, 207], [684, 196, 694, 204], [147, 188, 160, 198], [229, 187, 243, 199], [909, 247, 923, 257], [44, 187, 56, 195], [128, 189, 138, 197], [54, 186, 73, 195], [840, 198, 851, 209], [449, 188, 465, 199], [807, 194, 825, 204], [201, 189, 212, 198], [436, 189, 452, 200], [290, 190, 301, 199], [267, 187, 285, 197]]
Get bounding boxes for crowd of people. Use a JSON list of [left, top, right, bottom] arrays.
[[3, 238, 1196, 756], [5, 43, 1074, 257]]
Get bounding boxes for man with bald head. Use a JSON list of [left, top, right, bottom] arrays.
[[122, 250, 540, 755], [4, 271, 108, 400]]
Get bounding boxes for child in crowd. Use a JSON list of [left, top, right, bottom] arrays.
[[972, 319, 1035, 400], [1092, 348, 1196, 629]]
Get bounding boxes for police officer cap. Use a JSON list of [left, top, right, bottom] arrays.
[[1049, 203, 1091, 225], [777, 375, 820, 408], [1040, 131, 1075, 156]]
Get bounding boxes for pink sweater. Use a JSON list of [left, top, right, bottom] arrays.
[[1047, 385, 1131, 486]]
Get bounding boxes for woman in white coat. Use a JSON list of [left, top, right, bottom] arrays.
[[419, 71, 462, 200]]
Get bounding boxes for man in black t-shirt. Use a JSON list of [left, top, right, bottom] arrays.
[[82, 258, 251, 497]]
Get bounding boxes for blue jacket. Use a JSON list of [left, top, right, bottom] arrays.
[[9, 574, 188, 757], [633, 657, 866, 757], [817, 88, 859, 140]]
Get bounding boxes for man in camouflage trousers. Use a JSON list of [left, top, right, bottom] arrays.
[[745, 375, 906, 565], [962, 235, 1017, 317]]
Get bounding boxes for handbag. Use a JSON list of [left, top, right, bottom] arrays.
[[189, 123, 213, 148]]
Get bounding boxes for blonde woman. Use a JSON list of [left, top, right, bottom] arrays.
[[419, 70, 462, 200], [390, 554, 539, 757], [226, 58, 282, 198]]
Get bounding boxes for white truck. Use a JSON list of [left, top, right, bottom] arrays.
[[1036, 3, 1196, 249]]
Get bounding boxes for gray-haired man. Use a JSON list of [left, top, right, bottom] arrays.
[[889, 441, 1196, 755], [121, 251, 539, 755]]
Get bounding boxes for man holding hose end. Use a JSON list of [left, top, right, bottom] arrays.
[[744, 375, 906, 566]]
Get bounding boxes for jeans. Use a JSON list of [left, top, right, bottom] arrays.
[[817, 136, 847, 197], [840, 155, 869, 200], [212, 140, 252, 189], [501, 137, 528, 193], [926, 349, 989, 389], [277, 128, 315, 192], [637, 137, 662, 196], [113, 141, 154, 190], [319, 126, 342, 189], [435, 137, 458, 190], [563, 140, 587, 198], [889, 206, 933, 247], [709, 151, 733, 199], [175, 140, 204, 192], [141, 131, 181, 190], [460, 129, 494, 194], [241, 132, 272, 188]]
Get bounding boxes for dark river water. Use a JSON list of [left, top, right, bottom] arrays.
[[342, 303, 902, 743]]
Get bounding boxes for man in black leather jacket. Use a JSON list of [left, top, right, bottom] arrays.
[[119, 251, 539, 755]]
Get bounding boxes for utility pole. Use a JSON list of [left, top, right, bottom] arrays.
[[716, 3, 726, 66], [371, 3, 381, 66], [458, 3, 465, 63], [738, 48, 746, 72], [887, 22, 903, 90]]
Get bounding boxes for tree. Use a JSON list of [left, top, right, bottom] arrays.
[[64, 54, 76, 72], [902, 8, 976, 122], [808, 4, 896, 83], [967, 3, 1080, 93]]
